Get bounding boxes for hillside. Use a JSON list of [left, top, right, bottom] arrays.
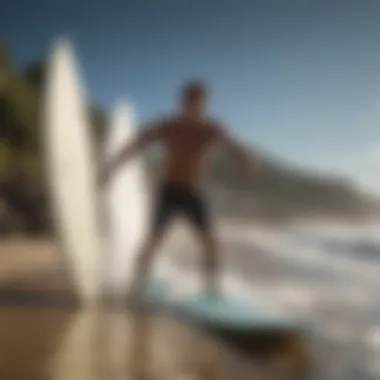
[[0, 46, 379, 234], [147, 146, 378, 220], [207, 151, 378, 220]]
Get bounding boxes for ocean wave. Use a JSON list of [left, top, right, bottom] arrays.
[[155, 220, 380, 379]]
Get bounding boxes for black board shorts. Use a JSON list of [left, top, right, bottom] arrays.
[[152, 183, 210, 233]]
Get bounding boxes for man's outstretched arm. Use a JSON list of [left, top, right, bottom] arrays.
[[100, 122, 165, 186], [216, 126, 259, 177]]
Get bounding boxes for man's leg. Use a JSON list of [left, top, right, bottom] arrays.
[[184, 192, 220, 298], [130, 187, 173, 377], [198, 228, 220, 298], [130, 185, 174, 302], [188, 210, 223, 379], [130, 230, 164, 302]]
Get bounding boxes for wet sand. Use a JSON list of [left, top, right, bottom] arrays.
[[0, 238, 313, 380]]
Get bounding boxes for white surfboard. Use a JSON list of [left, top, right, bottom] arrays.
[[43, 38, 101, 303], [103, 103, 149, 296]]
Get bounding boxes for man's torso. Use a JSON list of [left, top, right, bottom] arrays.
[[157, 117, 221, 188]]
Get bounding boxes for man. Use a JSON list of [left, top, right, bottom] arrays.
[[101, 80, 257, 301]]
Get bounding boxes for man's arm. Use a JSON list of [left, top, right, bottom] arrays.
[[100, 122, 165, 186], [215, 126, 259, 177]]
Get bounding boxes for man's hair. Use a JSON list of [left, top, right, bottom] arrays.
[[181, 80, 208, 102]]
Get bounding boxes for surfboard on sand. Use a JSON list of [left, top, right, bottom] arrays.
[[143, 278, 309, 334], [43, 38, 101, 303], [103, 103, 149, 297], [179, 294, 308, 333]]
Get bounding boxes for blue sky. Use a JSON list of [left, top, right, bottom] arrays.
[[2, 0, 380, 193]]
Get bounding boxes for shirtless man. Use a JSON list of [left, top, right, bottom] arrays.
[[101, 81, 257, 300]]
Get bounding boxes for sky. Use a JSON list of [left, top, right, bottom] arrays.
[[1, 0, 380, 193]]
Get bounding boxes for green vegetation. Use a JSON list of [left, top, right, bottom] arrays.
[[0, 45, 39, 169], [0, 43, 378, 233]]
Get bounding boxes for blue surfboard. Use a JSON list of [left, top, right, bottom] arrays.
[[144, 277, 309, 334]]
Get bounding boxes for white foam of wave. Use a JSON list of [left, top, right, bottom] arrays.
[[225, 222, 380, 284], [368, 358, 380, 377], [149, 220, 379, 349], [151, 220, 380, 379], [154, 254, 315, 318], [364, 327, 380, 351], [323, 322, 354, 344]]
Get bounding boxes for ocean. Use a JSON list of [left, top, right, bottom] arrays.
[[155, 219, 380, 380]]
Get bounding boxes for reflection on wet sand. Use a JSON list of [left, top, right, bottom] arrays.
[[0, 240, 223, 380], [51, 307, 102, 380], [0, 306, 224, 380], [0, 308, 72, 380], [129, 309, 222, 380]]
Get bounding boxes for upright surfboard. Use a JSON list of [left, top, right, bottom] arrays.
[[43, 38, 101, 303], [103, 103, 149, 297]]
